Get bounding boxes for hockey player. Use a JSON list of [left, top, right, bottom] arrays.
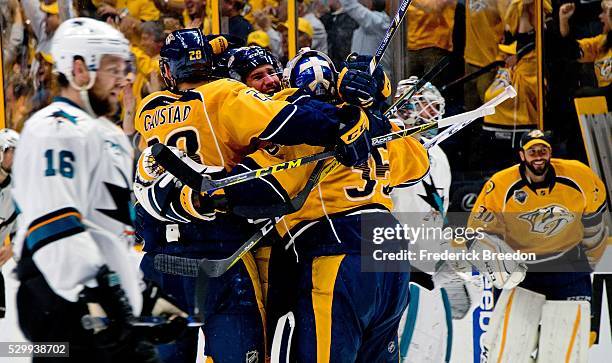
[[0, 129, 19, 320], [227, 46, 283, 95], [12, 18, 186, 363], [266, 55, 431, 361], [134, 28, 377, 362], [466, 129, 608, 361], [389, 78, 480, 362], [467, 129, 607, 295]]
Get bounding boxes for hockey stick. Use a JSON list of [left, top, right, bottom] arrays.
[[151, 121, 439, 194], [369, 0, 414, 73], [423, 85, 516, 150], [384, 56, 452, 118], [81, 315, 204, 330], [439, 60, 504, 93], [156, 99, 511, 278]]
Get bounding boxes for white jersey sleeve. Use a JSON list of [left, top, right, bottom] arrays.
[[12, 99, 142, 311]]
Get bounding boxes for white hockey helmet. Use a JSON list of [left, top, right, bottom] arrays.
[[0, 129, 19, 152], [0, 129, 19, 165], [394, 76, 445, 136], [51, 18, 130, 91]]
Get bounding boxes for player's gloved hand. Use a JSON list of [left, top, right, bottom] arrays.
[[79, 266, 135, 345], [205, 34, 244, 55], [134, 146, 228, 223], [335, 105, 372, 166], [432, 261, 483, 319], [466, 233, 527, 289], [337, 68, 378, 108], [342, 53, 392, 103], [137, 280, 189, 344]]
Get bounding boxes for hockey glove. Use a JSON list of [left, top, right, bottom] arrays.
[[79, 266, 135, 345], [137, 280, 188, 344], [337, 68, 378, 108], [432, 261, 482, 319], [335, 105, 372, 167], [466, 233, 527, 289], [342, 53, 392, 103]]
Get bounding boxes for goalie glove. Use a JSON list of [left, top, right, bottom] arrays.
[[134, 145, 227, 223], [432, 261, 483, 319], [467, 233, 527, 289]]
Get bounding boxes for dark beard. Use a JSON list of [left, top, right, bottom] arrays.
[[88, 88, 116, 117], [525, 160, 550, 176]]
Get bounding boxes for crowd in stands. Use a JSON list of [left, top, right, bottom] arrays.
[[1, 0, 610, 181]]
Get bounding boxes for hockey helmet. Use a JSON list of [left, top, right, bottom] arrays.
[[227, 46, 282, 82], [283, 47, 337, 99], [394, 76, 445, 137], [160, 28, 214, 89], [51, 17, 130, 90], [206, 34, 246, 78], [0, 129, 19, 165]]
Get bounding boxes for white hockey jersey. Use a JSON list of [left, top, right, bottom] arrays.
[[0, 176, 17, 244], [12, 97, 142, 312], [391, 140, 451, 270]]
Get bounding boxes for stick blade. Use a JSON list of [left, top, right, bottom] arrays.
[[198, 257, 227, 278]]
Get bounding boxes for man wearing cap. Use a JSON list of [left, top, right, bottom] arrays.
[[278, 17, 313, 63], [21, 0, 60, 54], [466, 129, 608, 301]]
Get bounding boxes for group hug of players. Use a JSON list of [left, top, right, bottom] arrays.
[[5, 15, 609, 363]]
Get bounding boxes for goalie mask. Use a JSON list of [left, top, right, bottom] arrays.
[[394, 76, 445, 138], [283, 47, 337, 100]]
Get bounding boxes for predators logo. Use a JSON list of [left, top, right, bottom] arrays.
[[518, 205, 575, 236], [594, 57, 611, 83]]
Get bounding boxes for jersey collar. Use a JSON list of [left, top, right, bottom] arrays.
[[519, 162, 556, 193], [53, 96, 84, 111]]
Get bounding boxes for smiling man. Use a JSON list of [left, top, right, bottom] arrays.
[[467, 129, 608, 298]]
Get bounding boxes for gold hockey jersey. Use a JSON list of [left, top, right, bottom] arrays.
[[468, 159, 607, 260], [276, 123, 430, 238]]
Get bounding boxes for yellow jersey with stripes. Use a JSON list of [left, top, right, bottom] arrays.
[[467, 159, 607, 263]]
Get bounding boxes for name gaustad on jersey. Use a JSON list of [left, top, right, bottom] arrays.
[[143, 104, 192, 131]]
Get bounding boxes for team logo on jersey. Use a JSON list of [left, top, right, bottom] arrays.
[[246, 350, 259, 363], [387, 341, 396, 354], [518, 205, 575, 236], [485, 180, 495, 194], [513, 190, 528, 204], [594, 58, 611, 82]]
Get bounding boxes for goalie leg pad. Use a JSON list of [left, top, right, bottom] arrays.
[[537, 301, 590, 363], [482, 287, 545, 363], [399, 283, 453, 363]]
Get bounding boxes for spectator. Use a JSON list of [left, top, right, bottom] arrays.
[[340, 0, 392, 73], [222, 0, 253, 42], [92, 0, 161, 21], [299, 0, 328, 53], [132, 21, 166, 106], [252, 10, 283, 58], [559, 1, 611, 89], [247, 30, 271, 49], [464, 0, 511, 110], [21, 0, 58, 54], [278, 17, 314, 63], [31, 51, 56, 113], [1, 0, 24, 71], [320, 0, 358, 67], [406, 0, 457, 84], [183, 0, 211, 32]]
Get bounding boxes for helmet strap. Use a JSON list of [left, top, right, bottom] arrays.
[[67, 71, 98, 117]]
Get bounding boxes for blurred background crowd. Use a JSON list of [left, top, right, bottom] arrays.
[[0, 0, 610, 213]]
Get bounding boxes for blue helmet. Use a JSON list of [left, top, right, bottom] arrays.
[[159, 28, 213, 88], [283, 48, 337, 99], [206, 34, 245, 78], [227, 46, 282, 82]]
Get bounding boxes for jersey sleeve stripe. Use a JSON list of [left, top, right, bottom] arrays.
[[582, 203, 607, 228], [259, 105, 298, 141], [25, 208, 85, 252]]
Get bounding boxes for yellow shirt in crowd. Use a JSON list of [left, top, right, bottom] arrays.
[[407, 1, 456, 51], [465, 0, 510, 67], [577, 33, 611, 87]]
